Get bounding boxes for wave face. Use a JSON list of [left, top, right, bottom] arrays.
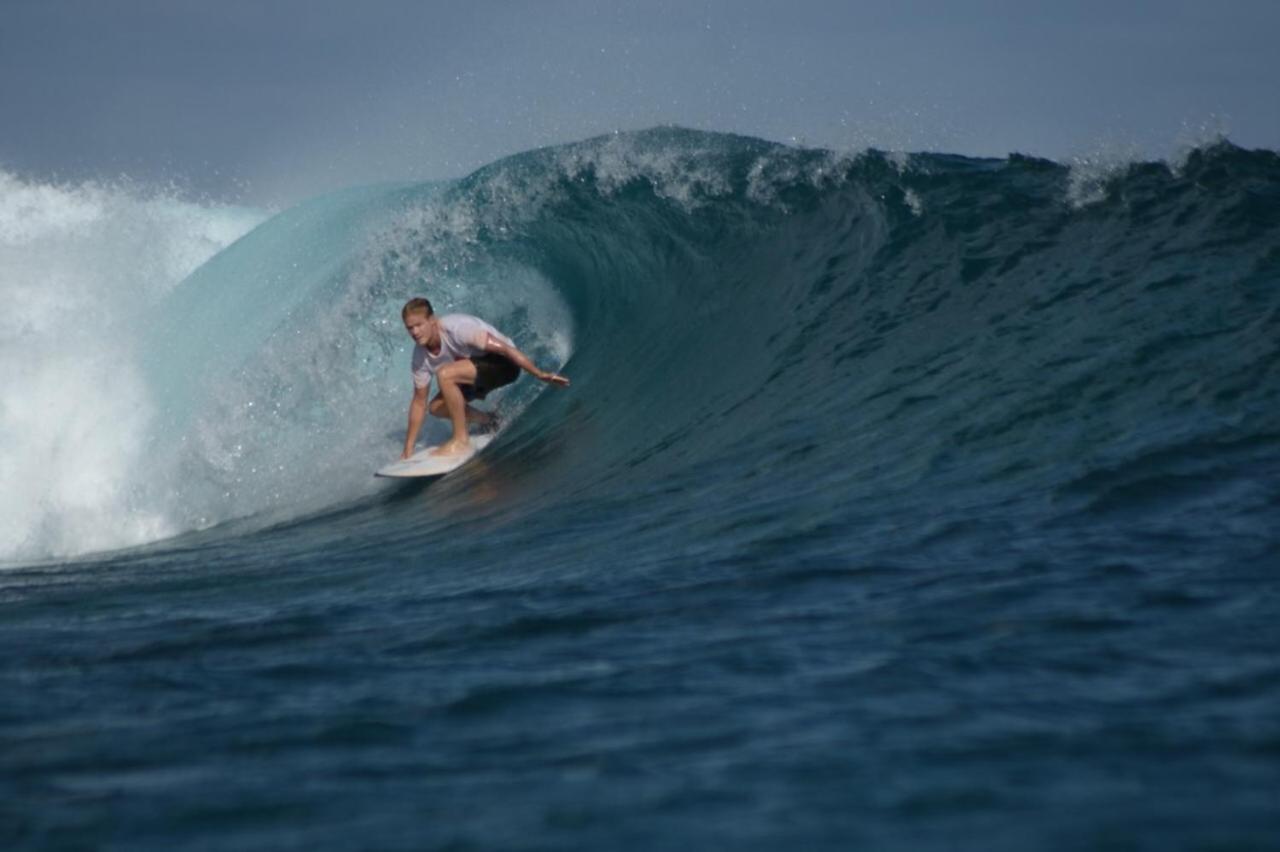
[[4, 131, 1279, 848]]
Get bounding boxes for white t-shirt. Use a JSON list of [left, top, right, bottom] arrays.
[[410, 313, 513, 389]]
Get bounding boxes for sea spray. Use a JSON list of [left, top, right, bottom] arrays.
[[0, 171, 263, 560]]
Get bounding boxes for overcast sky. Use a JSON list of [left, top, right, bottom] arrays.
[[3, 0, 1277, 203]]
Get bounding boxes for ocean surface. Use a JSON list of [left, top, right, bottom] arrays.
[[2, 129, 1279, 849]]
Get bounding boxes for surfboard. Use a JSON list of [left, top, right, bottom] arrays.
[[375, 435, 494, 479]]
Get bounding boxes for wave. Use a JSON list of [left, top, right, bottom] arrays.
[[3, 128, 1278, 563]]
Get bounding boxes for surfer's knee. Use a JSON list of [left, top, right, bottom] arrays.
[[436, 367, 458, 390], [436, 360, 475, 386]]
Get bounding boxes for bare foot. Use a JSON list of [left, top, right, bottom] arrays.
[[430, 438, 472, 457]]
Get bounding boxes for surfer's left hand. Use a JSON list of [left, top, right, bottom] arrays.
[[539, 371, 570, 387]]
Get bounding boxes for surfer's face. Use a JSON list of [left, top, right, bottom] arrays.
[[403, 312, 436, 347]]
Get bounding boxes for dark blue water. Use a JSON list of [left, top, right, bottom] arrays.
[[3, 129, 1279, 849]]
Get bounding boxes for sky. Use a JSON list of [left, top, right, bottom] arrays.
[[2, 0, 1278, 204]]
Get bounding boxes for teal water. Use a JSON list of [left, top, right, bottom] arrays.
[[3, 129, 1279, 849]]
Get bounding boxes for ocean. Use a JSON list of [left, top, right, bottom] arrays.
[[2, 128, 1278, 849]]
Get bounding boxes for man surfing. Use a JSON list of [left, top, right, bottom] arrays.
[[400, 297, 569, 459]]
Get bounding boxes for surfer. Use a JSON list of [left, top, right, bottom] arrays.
[[400, 297, 569, 458]]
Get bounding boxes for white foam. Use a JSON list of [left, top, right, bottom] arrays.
[[0, 171, 264, 563], [745, 145, 867, 207], [903, 188, 924, 217], [1169, 115, 1232, 175], [555, 133, 733, 208], [1064, 141, 1146, 209]]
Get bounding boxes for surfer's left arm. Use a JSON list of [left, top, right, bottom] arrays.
[[482, 333, 569, 387]]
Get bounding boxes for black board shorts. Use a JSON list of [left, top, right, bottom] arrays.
[[462, 353, 521, 401]]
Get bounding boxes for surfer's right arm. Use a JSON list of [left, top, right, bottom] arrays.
[[402, 384, 429, 459], [480, 333, 570, 387]]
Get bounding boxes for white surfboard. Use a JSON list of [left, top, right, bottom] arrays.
[[375, 435, 494, 479]]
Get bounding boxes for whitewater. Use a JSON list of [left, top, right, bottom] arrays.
[[2, 129, 1278, 850]]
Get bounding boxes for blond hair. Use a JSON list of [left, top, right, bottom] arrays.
[[401, 297, 433, 319]]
